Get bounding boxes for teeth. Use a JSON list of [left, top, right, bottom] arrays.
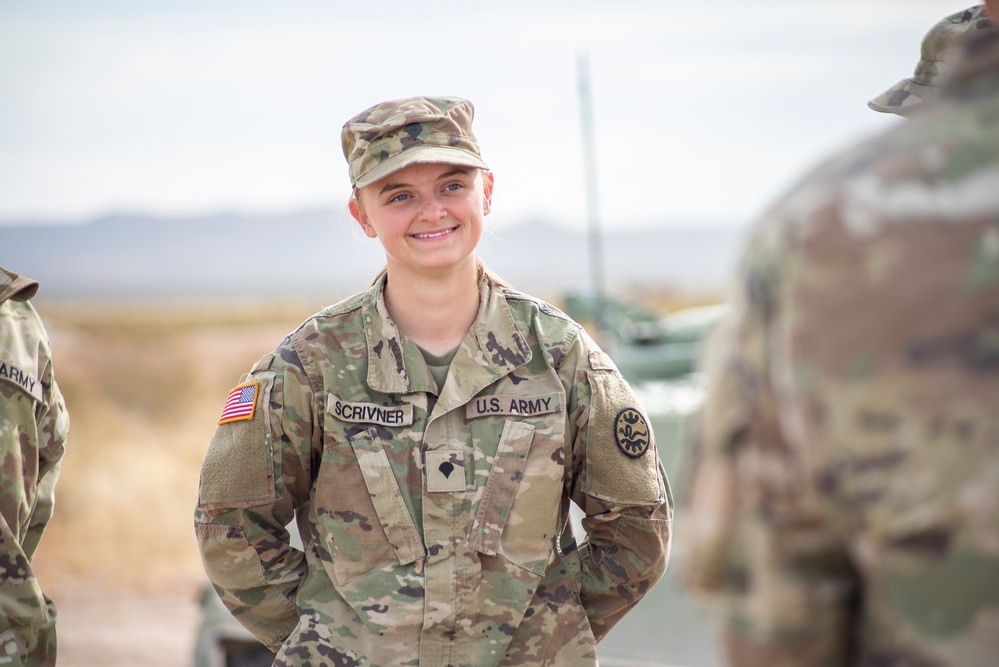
[[413, 228, 455, 239]]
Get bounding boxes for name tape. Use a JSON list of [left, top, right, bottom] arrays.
[[465, 393, 561, 420], [0, 359, 42, 402], [328, 395, 413, 426]]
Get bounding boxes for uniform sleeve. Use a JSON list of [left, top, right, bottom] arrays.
[[0, 303, 66, 666], [21, 364, 68, 561], [682, 220, 857, 667], [194, 341, 318, 650], [563, 330, 673, 641]]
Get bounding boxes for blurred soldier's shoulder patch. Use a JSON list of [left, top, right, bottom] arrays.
[[218, 381, 259, 424], [615, 407, 651, 458]]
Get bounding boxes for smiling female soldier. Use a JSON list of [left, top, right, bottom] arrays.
[[194, 96, 673, 667]]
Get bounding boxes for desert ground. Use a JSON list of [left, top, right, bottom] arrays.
[[31, 297, 322, 667], [29, 291, 720, 667]]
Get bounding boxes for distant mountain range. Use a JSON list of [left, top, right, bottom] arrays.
[[0, 211, 747, 299]]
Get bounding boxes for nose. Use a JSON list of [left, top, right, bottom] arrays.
[[418, 195, 446, 222]]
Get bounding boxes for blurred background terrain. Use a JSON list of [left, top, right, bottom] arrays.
[[29, 299, 309, 666], [2, 212, 742, 299]]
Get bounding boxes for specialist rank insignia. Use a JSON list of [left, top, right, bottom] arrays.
[[614, 407, 650, 458]]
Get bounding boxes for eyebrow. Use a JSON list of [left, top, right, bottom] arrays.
[[377, 167, 473, 196]]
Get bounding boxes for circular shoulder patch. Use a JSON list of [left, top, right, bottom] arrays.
[[614, 407, 651, 458]]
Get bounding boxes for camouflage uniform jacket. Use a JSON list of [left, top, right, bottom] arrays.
[[0, 268, 68, 667], [195, 274, 672, 667], [683, 26, 999, 667]]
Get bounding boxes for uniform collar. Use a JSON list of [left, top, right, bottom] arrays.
[[362, 273, 532, 407]]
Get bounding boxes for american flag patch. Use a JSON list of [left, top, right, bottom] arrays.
[[218, 381, 259, 424]]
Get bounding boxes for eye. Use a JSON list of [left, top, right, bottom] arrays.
[[444, 182, 463, 192], [389, 192, 410, 203]]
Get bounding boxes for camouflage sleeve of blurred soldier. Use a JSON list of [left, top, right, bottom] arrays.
[[682, 15, 999, 667], [0, 267, 69, 667]]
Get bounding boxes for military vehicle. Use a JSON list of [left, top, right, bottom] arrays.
[[561, 291, 725, 384]]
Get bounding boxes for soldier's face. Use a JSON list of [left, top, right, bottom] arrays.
[[349, 162, 493, 278]]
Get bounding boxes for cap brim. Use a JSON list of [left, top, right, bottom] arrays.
[[353, 146, 489, 189], [867, 78, 937, 117]]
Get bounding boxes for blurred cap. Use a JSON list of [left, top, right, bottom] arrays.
[[868, 5, 992, 116], [341, 96, 489, 189]]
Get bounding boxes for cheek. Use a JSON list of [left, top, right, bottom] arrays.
[[457, 194, 488, 219]]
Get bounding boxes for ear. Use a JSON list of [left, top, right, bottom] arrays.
[[349, 196, 378, 239], [481, 171, 495, 216]]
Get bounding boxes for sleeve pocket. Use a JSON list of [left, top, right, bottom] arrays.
[[195, 523, 268, 590]]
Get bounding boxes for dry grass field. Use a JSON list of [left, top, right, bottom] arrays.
[[31, 297, 324, 667], [28, 290, 714, 667]]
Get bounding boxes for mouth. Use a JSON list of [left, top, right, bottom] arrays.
[[411, 226, 458, 240]]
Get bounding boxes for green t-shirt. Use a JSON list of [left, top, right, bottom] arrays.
[[417, 344, 459, 391]]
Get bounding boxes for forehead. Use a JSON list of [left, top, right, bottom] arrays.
[[365, 162, 480, 192], [386, 162, 477, 182]]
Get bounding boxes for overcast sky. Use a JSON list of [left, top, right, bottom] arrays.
[[0, 0, 972, 231]]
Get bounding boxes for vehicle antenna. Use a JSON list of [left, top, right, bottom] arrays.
[[577, 51, 609, 340]]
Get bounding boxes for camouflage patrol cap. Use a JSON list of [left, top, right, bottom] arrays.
[[341, 96, 489, 189], [868, 5, 992, 116]]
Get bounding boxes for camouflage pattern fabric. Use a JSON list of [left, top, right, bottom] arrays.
[[868, 5, 991, 116], [341, 96, 489, 189], [684, 26, 999, 667], [0, 268, 68, 667], [195, 274, 673, 667]]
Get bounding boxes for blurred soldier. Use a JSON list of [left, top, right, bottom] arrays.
[[0, 268, 68, 667], [684, 4, 999, 666], [868, 5, 991, 116]]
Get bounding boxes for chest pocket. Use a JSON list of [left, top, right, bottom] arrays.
[[314, 425, 424, 586], [468, 419, 564, 575]]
